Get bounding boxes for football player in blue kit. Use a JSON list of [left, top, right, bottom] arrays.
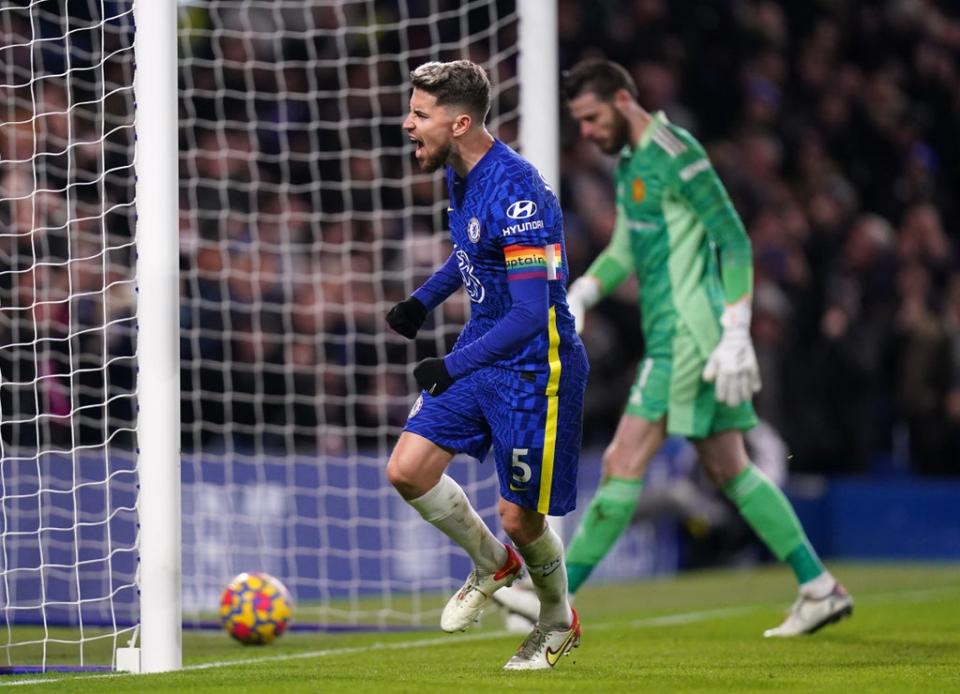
[[385, 60, 588, 670]]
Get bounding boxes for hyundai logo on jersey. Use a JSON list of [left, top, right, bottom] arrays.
[[506, 200, 537, 219], [501, 219, 545, 236]]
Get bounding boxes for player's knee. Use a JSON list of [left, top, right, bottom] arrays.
[[384, 456, 407, 490], [694, 431, 749, 488], [385, 454, 424, 499], [498, 501, 544, 546], [602, 441, 645, 479], [701, 457, 744, 488]]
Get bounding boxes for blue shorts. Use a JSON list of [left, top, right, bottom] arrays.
[[404, 350, 588, 516]]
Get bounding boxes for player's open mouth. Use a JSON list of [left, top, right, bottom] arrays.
[[410, 136, 424, 158]]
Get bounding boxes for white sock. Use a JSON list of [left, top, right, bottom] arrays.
[[516, 525, 572, 627], [407, 474, 506, 573], [799, 571, 835, 599]]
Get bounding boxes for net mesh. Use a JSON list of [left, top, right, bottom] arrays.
[[0, 0, 138, 670], [177, 0, 520, 626], [0, 0, 523, 671]]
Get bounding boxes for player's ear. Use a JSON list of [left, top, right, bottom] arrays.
[[451, 111, 472, 138], [613, 88, 633, 111]]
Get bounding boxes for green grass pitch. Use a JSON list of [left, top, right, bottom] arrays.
[[3, 563, 958, 692]]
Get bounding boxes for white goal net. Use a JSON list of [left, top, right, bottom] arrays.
[[0, 0, 530, 673], [0, 0, 138, 672], [180, 0, 518, 625], [177, 0, 520, 629]]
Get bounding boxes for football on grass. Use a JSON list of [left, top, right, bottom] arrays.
[[219, 572, 294, 645]]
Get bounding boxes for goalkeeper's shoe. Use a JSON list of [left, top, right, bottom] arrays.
[[763, 582, 853, 637], [440, 545, 523, 633], [503, 608, 581, 671]]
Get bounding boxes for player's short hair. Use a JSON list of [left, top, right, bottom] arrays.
[[562, 59, 638, 102], [410, 60, 491, 123]]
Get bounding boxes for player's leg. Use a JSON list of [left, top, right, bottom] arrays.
[[500, 503, 580, 671], [694, 429, 853, 636], [494, 357, 667, 622], [387, 431, 509, 574], [564, 412, 665, 593], [500, 502, 571, 625], [388, 387, 520, 633], [486, 345, 587, 669]]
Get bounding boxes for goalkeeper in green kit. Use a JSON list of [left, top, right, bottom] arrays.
[[496, 59, 852, 637]]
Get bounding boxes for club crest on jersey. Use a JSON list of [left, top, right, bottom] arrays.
[[632, 178, 645, 202], [467, 217, 481, 243], [408, 394, 423, 420], [506, 200, 537, 219]]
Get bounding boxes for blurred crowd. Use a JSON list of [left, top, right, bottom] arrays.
[[557, 0, 960, 475], [1, 1, 958, 476], [0, 3, 137, 451]]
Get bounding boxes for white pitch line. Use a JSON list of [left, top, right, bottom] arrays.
[[2, 585, 957, 688], [178, 605, 758, 674], [627, 606, 753, 627], [0, 605, 743, 687]]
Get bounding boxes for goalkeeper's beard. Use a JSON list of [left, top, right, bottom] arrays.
[[419, 140, 453, 173], [598, 110, 631, 155]]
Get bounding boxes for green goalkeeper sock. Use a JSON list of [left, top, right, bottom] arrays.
[[565, 476, 644, 594], [723, 465, 825, 584]]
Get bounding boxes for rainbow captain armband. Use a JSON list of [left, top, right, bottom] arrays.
[[504, 244, 563, 281]]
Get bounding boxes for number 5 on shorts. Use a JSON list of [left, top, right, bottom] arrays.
[[510, 448, 531, 491]]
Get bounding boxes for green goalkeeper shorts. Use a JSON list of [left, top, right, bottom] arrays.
[[625, 328, 757, 438]]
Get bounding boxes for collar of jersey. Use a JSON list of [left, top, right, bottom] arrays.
[[451, 137, 502, 186], [622, 110, 669, 159]]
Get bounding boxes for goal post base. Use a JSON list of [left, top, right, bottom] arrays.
[[116, 648, 142, 674]]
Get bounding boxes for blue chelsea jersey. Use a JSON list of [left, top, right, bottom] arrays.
[[445, 139, 578, 374]]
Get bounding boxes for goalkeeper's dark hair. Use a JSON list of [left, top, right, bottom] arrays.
[[410, 60, 491, 123], [562, 59, 638, 102]]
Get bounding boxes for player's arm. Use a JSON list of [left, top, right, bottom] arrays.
[[673, 144, 760, 405], [385, 251, 462, 339], [675, 147, 752, 305], [413, 248, 549, 396], [566, 205, 633, 333]]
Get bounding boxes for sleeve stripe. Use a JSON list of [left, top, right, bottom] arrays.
[[679, 159, 711, 182], [652, 127, 686, 157]]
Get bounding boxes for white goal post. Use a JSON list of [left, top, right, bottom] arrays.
[[134, 0, 181, 675], [518, 0, 558, 190]]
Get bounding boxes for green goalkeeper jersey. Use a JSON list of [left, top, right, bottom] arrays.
[[586, 112, 752, 359]]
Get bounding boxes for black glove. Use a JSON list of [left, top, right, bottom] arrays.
[[386, 297, 428, 339], [414, 357, 454, 396]]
